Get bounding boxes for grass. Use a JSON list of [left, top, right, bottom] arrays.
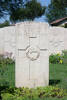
[[1, 63, 67, 100], [6, 63, 15, 87], [49, 63, 67, 89], [29, 62, 67, 100], [0, 63, 15, 87], [48, 53, 67, 100], [0, 54, 67, 100], [49, 63, 67, 100], [1, 63, 67, 89]]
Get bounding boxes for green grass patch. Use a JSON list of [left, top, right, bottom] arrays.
[[0, 63, 15, 87], [1, 51, 67, 100], [1, 62, 67, 100], [49, 63, 67, 89]]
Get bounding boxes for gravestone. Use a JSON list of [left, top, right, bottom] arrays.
[[15, 22, 49, 88]]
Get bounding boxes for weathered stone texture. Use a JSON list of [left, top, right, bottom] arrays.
[[15, 22, 49, 88], [0, 22, 67, 57], [0, 26, 16, 58], [48, 26, 66, 54]]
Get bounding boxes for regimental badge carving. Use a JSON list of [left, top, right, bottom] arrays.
[[26, 46, 40, 61]]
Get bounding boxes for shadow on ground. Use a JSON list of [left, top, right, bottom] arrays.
[[49, 79, 61, 85]]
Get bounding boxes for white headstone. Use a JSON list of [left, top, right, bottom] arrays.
[[15, 22, 49, 88]]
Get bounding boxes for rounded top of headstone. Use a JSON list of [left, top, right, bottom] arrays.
[[16, 21, 49, 27], [16, 21, 49, 38]]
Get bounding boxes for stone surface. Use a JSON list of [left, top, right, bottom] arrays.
[[0, 21, 67, 87], [48, 27, 65, 54], [15, 22, 49, 88], [0, 22, 67, 57], [0, 26, 16, 58]]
